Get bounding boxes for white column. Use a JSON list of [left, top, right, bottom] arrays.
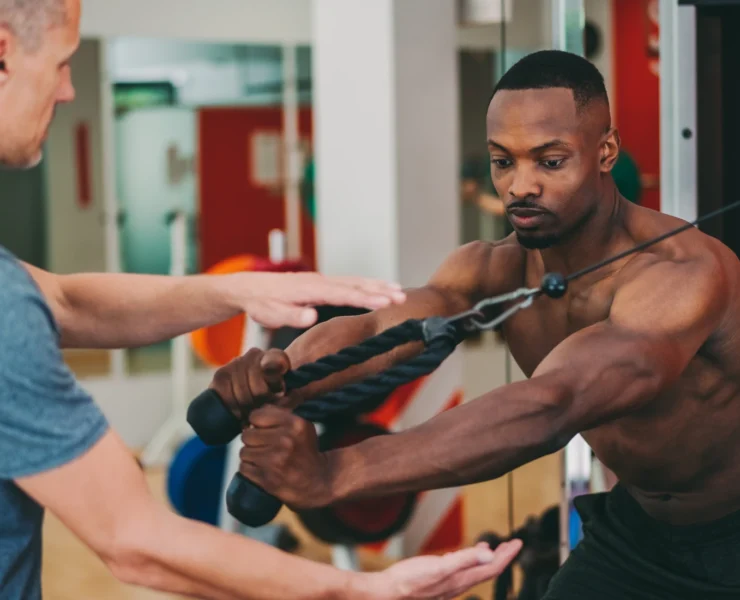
[[312, 0, 464, 559], [659, 1, 697, 221], [312, 0, 459, 287]]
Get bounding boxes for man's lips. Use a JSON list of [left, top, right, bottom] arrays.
[[507, 208, 549, 228]]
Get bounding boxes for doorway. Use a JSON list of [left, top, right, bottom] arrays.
[[694, 3, 740, 255]]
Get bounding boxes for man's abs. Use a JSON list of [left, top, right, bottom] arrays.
[[584, 355, 740, 526]]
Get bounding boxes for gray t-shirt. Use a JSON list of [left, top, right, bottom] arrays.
[[0, 247, 109, 598]]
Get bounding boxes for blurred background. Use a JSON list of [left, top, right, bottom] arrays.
[[1, 0, 731, 598]]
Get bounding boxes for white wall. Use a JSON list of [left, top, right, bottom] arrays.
[[83, 0, 554, 52], [80, 0, 313, 44], [45, 39, 106, 273], [83, 370, 213, 449]]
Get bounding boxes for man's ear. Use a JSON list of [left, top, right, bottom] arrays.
[[0, 29, 11, 85], [600, 127, 620, 173]]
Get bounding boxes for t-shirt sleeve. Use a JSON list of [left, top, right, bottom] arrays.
[[0, 260, 109, 479]]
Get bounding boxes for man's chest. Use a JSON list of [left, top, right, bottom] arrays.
[[500, 280, 617, 377]]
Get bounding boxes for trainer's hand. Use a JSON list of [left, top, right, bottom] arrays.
[[358, 540, 522, 600], [238, 405, 332, 509], [230, 271, 406, 329], [209, 348, 293, 421]]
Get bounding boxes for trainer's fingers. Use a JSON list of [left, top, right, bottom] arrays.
[[331, 276, 406, 304], [252, 299, 318, 329], [444, 540, 522, 596], [305, 280, 395, 311], [435, 546, 499, 580]]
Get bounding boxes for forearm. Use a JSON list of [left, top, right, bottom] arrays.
[[283, 284, 473, 402], [121, 507, 366, 600], [328, 377, 568, 501], [56, 272, 242, 349], [285, 313, 424, 402]]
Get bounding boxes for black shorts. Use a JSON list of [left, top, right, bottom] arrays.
[[543, 484, 740, 599]]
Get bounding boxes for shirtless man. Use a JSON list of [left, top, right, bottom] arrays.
[[213, 50, 740, 598]]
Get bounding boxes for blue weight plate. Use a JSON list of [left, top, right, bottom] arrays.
[[167, 436, 227, 526]]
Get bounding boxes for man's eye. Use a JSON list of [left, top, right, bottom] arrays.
[[491, 158, 512, 168], [542, 158, 565, 169]]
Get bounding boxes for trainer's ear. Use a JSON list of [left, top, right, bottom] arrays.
[[600, 127, 620, 173]]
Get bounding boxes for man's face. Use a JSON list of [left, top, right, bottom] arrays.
[[486, 88, 611, 249], [0, 0, 80, 169]]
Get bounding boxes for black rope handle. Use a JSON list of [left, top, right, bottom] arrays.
[[223, 322, 461, 527], [188, 319, 432, 446], [284, 319, 426, 390], [294, 319, 459, 421]]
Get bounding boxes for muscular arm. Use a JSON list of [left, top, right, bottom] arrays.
[[17, 430, 361, 600], [283, 242, 503, 402], [326, 256, 729, 500]]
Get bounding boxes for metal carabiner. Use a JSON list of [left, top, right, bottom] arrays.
[[445, 286, 540, 332], [468, 293, 536, 331], [442, 272, 568, 334]]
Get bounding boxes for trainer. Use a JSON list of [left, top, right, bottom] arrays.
[[0, 1, 522, 598]]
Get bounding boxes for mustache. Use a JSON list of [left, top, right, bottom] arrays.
[[506, 199, 554, 214]]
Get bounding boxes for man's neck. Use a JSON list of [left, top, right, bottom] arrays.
[[537, 184, 626, 278]]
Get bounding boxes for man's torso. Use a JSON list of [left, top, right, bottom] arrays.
[[483, 202, 740, 525]]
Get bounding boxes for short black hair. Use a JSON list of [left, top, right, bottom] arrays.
[[491, 50, 608, 112]]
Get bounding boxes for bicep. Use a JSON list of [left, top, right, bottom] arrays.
[[533, 259, 728, 432]]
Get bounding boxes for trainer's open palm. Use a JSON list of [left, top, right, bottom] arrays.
[[237, 272, 406, 329], [370, 540, 522, 600]]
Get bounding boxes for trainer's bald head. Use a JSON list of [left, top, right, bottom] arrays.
[[0, 0, 69, 53]]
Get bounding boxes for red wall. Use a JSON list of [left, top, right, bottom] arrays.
[[613, 0, 661, 211], [198, 106, 315, 272]]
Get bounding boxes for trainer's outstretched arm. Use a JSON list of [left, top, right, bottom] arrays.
[[16, 429, 519, 600], [322, 257, 729, 501], [21, 262, 406, 349]]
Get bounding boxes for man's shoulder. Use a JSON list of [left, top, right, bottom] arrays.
[[624, 203, 734, 276], [612, 223, 733, 336], [431, 239, 526, 299]]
